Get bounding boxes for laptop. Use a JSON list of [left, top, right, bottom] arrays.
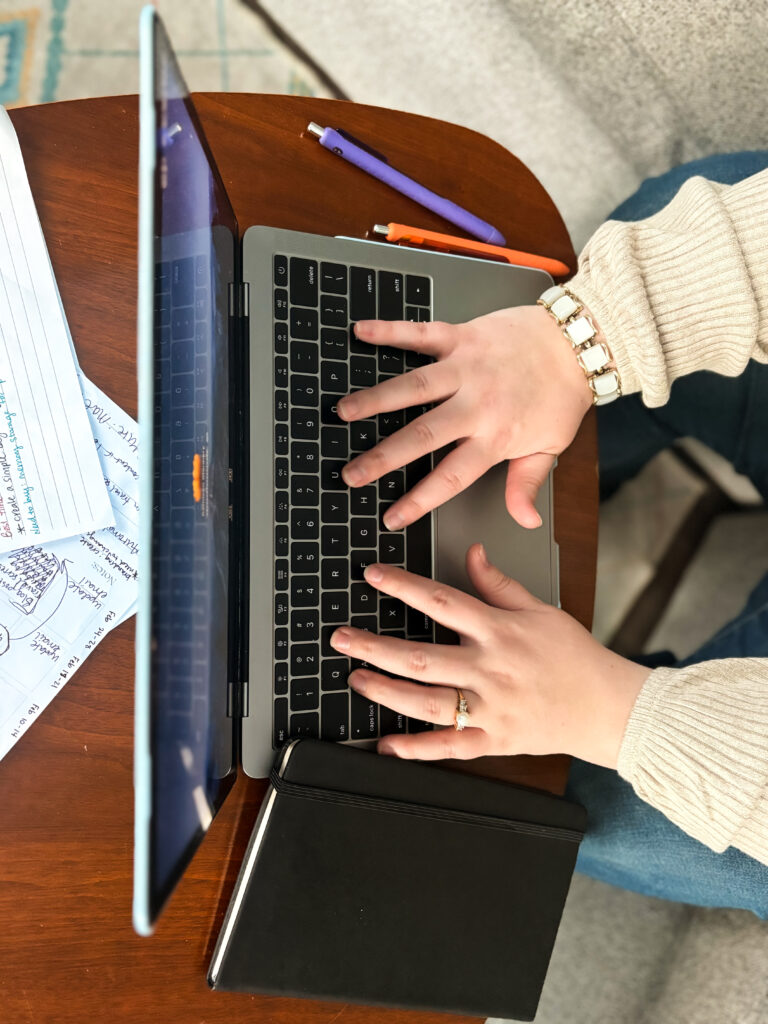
[[133, 5, 559, 936]]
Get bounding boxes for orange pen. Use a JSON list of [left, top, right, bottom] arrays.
[[372, 222, 570, 277]]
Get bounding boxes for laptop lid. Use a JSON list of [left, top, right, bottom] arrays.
[[134, 5, 240, 936]]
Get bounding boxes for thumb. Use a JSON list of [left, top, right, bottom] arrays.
[[465, 542, 539, 612], [505, 453, 556, 529]]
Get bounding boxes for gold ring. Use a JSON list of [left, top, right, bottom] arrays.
[[454, 688, 470, 731]]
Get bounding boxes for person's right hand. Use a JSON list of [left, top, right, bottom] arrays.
[[337, 304, 594, 530]]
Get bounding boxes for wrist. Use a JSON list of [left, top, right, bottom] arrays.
[[582, 655, 651, 769]]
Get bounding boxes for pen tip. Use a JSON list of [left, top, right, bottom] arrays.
[[307, 122, 324, 138], [372, 224, 389, 235]]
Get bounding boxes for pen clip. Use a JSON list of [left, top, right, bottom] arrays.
[[334, 128, 389, 164]]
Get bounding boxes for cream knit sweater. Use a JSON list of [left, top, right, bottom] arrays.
[[570, 169, 768, 865]]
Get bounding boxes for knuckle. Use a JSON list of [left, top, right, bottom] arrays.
[[438, 465, 464, 495], [423, 693, 443, 719], [440, 737, 459, 760], [412, 418, 435, 447], [407, 647, 429, 676], [410, 369, 431, 395], [429, 585, 452, 612]]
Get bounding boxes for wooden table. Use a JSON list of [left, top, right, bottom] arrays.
[[0, 95, 597, 1024]]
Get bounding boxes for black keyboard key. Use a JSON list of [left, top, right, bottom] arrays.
[[378, 348, 404, 375], [290, 712, 319, 739], [290, 374, 319, 408], [275, 593, 289, 626], [275, 390, 289, 421], [275, 492, 289, 523], [172, 257, 194, 306], [351, 549, 377, 581], [275, 457, 289, 489], [291, 676, 319, 710], [379, 533, 405, 563], [351, 614, 378, 634], [405, 454, 432, 491], [351, 517, 377, 547], [406, 515, 432, 578], [321, 624, 339, 657], [320, 295, 348, 328], [171, 339, 194, 372], [321, 361, 348, 394], [350, 356, 377, 389], [321, 524, 349, 557], [273, 254, 288, 287], [349, 322, 371, 356], [351, 485, 377, 515], [274, 663, 288, 697], [407, 605, 432, 638], [274, 289, 289, 320], [408, 718, 434, 734], [380, 704, 407, 736], [170, 406, 194, 440], [291, 441, 319, 473], [290, 340, 318, 374], [350, 420, 376, 452], [275, 559, 289, 590], [275, 524, 288, 557], [171, 372, 194, 406], [291, 508, 319, 540], [274, 322, 288, 353], [406, 275, 431, 306], [320, 262, 347, 294], [274, 627, 289, 660], [291, 608, 319, 641], [322, 659, 349, 691], [322, 558, 349, 589], [350, 691, 378, 738], [378, 409, 404, 438], [321, 692, 349, 740], [195, 255, 208, 287], [320, 328, 347, 359], [290, 407, 319, 441], [290, 307, 318, 340], [350, 267, 376, 321], [405, 351, 432, 371], [194, 321, 208, 354], [291, 541, 320, 574], [379, 470, 405, 502], [405, 305, 430, 322], [321, 426, 348, 460], [291, 576, 320, 608], [291, 475, 320, 507], [321, 394, 342, 425], [380, 597, 405, 629], [321, 491, 348, 523], [290, 257, 318, 307], [274, 697, 289, 746], [321, 459, 346, 490], [378, 270, 404, 320], [275, 423, 289, 454], [351, 582, 377, 614], [322, 590, 349, 623]]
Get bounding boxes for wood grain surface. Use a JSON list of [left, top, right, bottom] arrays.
[[0, 95, 596, 1024]]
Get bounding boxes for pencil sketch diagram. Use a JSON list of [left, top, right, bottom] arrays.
[[0, 547, 70, 655]]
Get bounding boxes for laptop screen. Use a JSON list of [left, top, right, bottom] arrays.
[[134, 7, 238, 933]]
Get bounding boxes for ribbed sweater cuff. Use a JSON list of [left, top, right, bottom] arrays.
[[569, 172, 768, 407], [617, 661, 768, 862]]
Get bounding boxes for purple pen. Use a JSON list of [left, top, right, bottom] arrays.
[[306, 122, 506, 246]]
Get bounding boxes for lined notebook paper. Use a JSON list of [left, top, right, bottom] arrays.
[[0, 106, 113, 551]]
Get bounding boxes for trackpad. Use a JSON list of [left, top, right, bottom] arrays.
[[434, 463, 558, 605]]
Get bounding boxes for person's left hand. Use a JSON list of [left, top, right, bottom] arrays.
[[330, 543, 650, 769]]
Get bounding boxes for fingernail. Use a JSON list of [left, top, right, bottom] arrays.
[[383, 510, 403, 531], [364, 563, 383, 584], [531, 511, 542, 528], [355, 321, 374, 334], [478, 543, 489, 566], [342, 463, 363, 486], [349, 670, 368, 693], [378, 741, 396, 756], [337, 397, 357, 420], [330, 628, 351, 651]]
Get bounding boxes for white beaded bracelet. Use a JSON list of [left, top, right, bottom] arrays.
[[537, 285, 622, 405]]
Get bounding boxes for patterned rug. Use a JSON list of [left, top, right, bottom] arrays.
[[0, 0, 329, 106]]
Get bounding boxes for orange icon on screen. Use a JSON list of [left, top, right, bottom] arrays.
[[192, 453, 202, 502]]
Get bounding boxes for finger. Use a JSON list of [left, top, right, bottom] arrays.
[[383, 438, 496, 531], [378, 726, 488, 761], [504, 453, 556, 529], [342, 401, 464, 488], [362, 563, 494, 641], [329, 626, 471, 684], [348, 669, 483, 728], [337, 360, 457, 422], [354, 319, 458, 357], [465, 542, 539, 612]]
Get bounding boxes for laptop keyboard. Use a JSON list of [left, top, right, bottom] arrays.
[[273, 254, 436, 747]]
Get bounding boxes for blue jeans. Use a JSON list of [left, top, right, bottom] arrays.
[[564, 151, 768, 918]]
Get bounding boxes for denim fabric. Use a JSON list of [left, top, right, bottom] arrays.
[[565, 152, 768, 917]]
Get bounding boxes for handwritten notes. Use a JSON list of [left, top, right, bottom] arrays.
[[0, 106, 113, 551], [0, 376, 138, 761]]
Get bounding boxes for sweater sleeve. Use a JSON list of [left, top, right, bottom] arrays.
[[617, 659, 768, 865], [568, 169, 768, 407]]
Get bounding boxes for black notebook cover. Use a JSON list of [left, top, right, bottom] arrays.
[[208, 738, 586, 1020]]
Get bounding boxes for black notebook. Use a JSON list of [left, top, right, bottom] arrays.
[[208, 738, 586, 1021]]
